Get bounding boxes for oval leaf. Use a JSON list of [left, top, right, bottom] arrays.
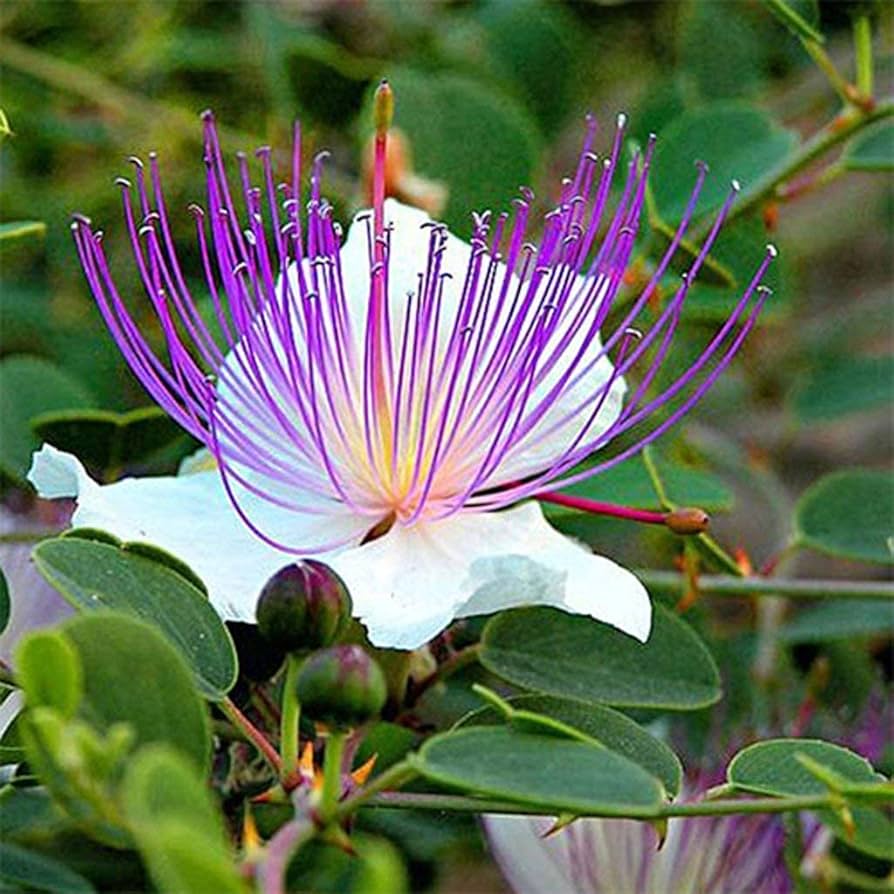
[[481, 604, 721, 710], [795, 469, 894, 565], [651, 104, 797, 222], [61, 613, 211, 770], [0, 355, 96, 481], [792, 355, 894, 423], [0, 841, 96, 894], [33, 536, 237, 699], [821, 806, 894, 861], [31, 406, 186, 478], [779, 599, 894, 643], [416, 727, 664, 816], [123, 745, 244, 894], [728, 738, 884, 798], [460, 694, 682, 797], [15, 630, 83, 718], [844, 123, 894, 173]]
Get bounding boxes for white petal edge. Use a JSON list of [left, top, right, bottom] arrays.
[[26, 444, 370, 623], [483, 814, 579, 894], [329, 501, 651, 650]]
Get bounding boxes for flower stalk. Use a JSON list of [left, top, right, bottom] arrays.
[[319, 730, 346, 824], [279, 654, 302, 785]]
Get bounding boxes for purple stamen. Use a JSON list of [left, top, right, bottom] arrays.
[[71, 111, 774, 547]]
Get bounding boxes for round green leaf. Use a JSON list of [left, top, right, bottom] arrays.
[[15, 630, 83, 718], [792, 355, 894, 423], [728, 738, 884, 798], [123, 745, 242, 894], [31, 406, 186, 478], [0, 355, 96, 480], [844, 123, 894, 172], [795, 469, 894, 565], [364, 67, 541, 237], [460, 694, 682, 797], [481, 604, 721, 710], [779, 599, 894, 643], [679, 1, 768, 100], [33, 536, 237, 699], [416, 726, 664, 816], [61, 613, 211, 770], [651, 104, 797, 222], [0, 841, 96, 894], [674, 213, 790, 322], [0, 787, 66, 840], [821, 806, 894, 861], [475, 1, 578, 132]]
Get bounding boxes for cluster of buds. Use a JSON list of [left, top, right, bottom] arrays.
[[256, 561, 386, 730]]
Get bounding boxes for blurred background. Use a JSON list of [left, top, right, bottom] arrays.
[[1, 1, 891, 891]]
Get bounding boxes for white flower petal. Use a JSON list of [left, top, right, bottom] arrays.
[[339, 200, 626, 488], [339, 199, 473, 334], [483, 815, 578, 894], [0, 691, 24, 742], [330, 501, 651, 650], [27, 445, 370, 622]]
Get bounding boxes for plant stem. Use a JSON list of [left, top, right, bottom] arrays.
[[640, 446, 742, 574], [802, 39, 864, 110], [279, 655, 302, 782], [333, 759, 419, 822], [853, 14, 874, 100], [636, 570, 894, 601], [641, 446, 672, 508], [697, 96, 894, 234], [220, 697, 282, 776], [364, 789, 891, 818], [319, 731, 346, 824], [255, 819, 314, 894]]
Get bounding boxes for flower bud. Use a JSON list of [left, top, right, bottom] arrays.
[[255, 561, 352, 653], [665, 507, 710, 535], [295, 645, 386, 729]]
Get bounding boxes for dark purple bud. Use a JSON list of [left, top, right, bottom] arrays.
[[295, 645, 386, 729], [255, 560, 352, 653]]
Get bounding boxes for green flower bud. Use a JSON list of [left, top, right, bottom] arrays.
[[295, 645, 387, 729], [255, 561, 352, 653]]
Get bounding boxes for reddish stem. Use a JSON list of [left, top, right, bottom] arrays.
[[537, 490, 667, 525], [221, 697, 282, 774]]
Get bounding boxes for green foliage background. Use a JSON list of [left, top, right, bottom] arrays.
[[0, 1, 892, 892]]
